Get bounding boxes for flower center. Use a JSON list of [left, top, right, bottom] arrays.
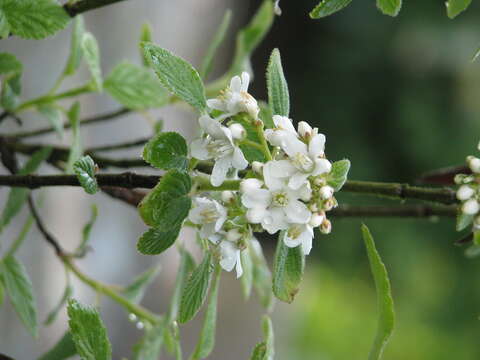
[[200, 207, 219, 223], [207, 138, 233, 159], [272, 191, 289, 207], [288, 225, 303, 240], [292, 152, 314, 173]]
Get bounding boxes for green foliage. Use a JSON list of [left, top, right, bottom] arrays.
[[142, 132, 188, 171], [446, 0, 472, 19], [272, 232, 304, 303], [73, 155, 98, 195], [75, 204, 98, 255], [139, 23, 153, 67], [66, 102, 82, 173], [167, 248, 195, 322], [67, 298, 112, 360], [82, 32, 102, 91], [38, 104, 64, 138], [327, 159, 351, 191], [456, 212, 473, 231], [1, 72, 21, 111], [251, 241, 274, 310], [200, 10, 232, 79], [44, 283, 73, 326], [138, 169, 192, 228], [0, 256, 38, 337], [178, 253, 213, 323], [38, 332, 77, 360], [361, 225, 395, 360], [376, 0, 402, 17], [234, 115, 268, 162], [309, 0, 354, 19], [104, 62, 168, 110], [142, 43, 206, 111], [64, 16, 85, 76], [250, 316, 274, 360], [122, 265, 161, 304], [0, 52, 22, 74], [266, 48, 290, 117], [133, 324, 165, 360], [137, 226, 181, 255], [240, 248, 253, 300], [0, 0, 70, 39]]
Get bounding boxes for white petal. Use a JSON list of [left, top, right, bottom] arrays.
[[299, 227, 314, 255], [263, 161, 288, 190], [273, 115, 296, 134], [282, 137, 308, 158], [211, 157, 231, 187], [200, 222, 216, 238], [230, 75, 242, 93], [262, 207, 288, 234], [308, 134, 326, 158], [285, 200, 311, 224], [240, 178, 263, 193], [246, 207, 267, 223], [284, 235, 302, 248], [241, 188, 272, 208], [188, 206, 204, 224], [288, 172, 309, 190], [190, 138, 210, 160], [232, 147, 248, 170], [207, 98, 227, 111], [219, 242, 237, 272], [312, 158, 332, 176], [236, 251, 244, 278], [240, 72, 250, 92]]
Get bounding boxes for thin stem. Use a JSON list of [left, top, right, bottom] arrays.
[[87, 137, 149, 153], [64, 0, 130, 16], [330, 204, 457, 218], [240, 138, 265, 152], [4, 215, 34, 258], [254, 119, 272, 161]]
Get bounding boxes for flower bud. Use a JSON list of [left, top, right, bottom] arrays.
[[319, 185, 334, 200], [128, 313, 137, 322], [240, 178, 263, 193], [298, 121, 312, 138], [252, 161, 264, 174], [309, 212, 324, 227], [463, 198, 480, 215], [323, 197, 337, 211], [221, 191, 235, 203], [309, 203, 318, 212], [229, 123, 246, 140], [320, 218, 332, 234], [227, 228, 242, 242], [467, 156, 480, 173], [314, 177, 326, 187], [136, 321, 145, 330], [457, 185, 475, 201]]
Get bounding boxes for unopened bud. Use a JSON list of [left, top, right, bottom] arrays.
[[319, 186, 334, 200], [320, 219, 332, 234], [252, 161, 264, 174], [323, 197, 337, 211], [309, 213, 324, 227], [136, 321, 145, 330], [229, 123, 246, 140], [463, 198, 480, 215], [128, 313, 137, 322], [221, 191, 235, 203], [227, 228, 242, 242], [314, 177, 326, 187], [309, 203, 318, 212], [467, 156, 480, 173], [298, 121, 312, 138], [457, 185, 475, 201]]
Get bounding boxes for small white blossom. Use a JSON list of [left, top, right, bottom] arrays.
[[297, 121, 312, 138], [221, 190, 235, 203], [468, 156, 480, 173], [209, 232, 243, 278], [309, 212, 325, 227], [284, 224, 314, 255], [229, 123, 246, 140], [189, 197, 227, 238], [319, 185, 334, 200], [320, 218, 332, 234], [190, 115, 248, 186], [462, 198, 480, 215], [252, 161, 264, 174], [207, 72, 259, 120], [136, 322, 145, 330], [457, 185, 475, 201]]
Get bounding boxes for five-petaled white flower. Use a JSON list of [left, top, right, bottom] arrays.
[[284, 224, 314, 255], [190, 115, 248, 186], [188, 197, 227, 238], [207, 72, 259, 120], [209, 230, 244, 278]]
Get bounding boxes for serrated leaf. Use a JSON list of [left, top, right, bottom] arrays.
[[178, 253, 213, 323], [66, 102, 82, 174], [73, 155, 98, 194], [200, 10, 232, 79], [44, 283, 73, 326], [272, 232, 304, 303], [446, 0, 471, 18], [75, 204, 98, 255], [67, 298, 112, 360], [0, 147, 52, 231], [240, 247, 253, 300], [309, 0, 353, 19], [143, 43, 206, 111], [133, 324, 165, 360], [361, 224, 395, 360], [143, 132, 188, 171], [64, 16, 85, 76], [327, 159, 350, 191], [0, 0, 70, 40], [167, 248, 195, 323], [376, 0, 402, 17], [266, 48, 289, 117], [82, 32, 102, 91], [139, 23, 153, 67], [137, 226, 181, 255], [191, 265, 221, 359], [138, 170, 192, 228], [122, 265, 161, 304], [104, 62, 168, 110], [38, 331, 77, 360], [38, 104, 64, 138], [456, 212, 473, 231], [1, 256, 37, 337], [0, 52, 22, 75]]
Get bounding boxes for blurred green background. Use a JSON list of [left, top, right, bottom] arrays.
[[247, 1, 480, 359]]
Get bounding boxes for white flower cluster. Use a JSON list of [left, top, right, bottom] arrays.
[[188, 72, 339, 276], [456, 150, 480, 229]]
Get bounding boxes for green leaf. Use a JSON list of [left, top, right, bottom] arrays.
[[361, 224, 395, 360], [44, 283, 73, 326], [446, 0, 472, 18], [0, 52, 22, 75], [0, 279, 4, 307], [376, 0, 402, 17], [1, 72, 21, 110], [456, 212, 473, 232], [38, 104, 64, 138], [474, 231, 480, 246], [250, 342, 267, 360], [200, 10, 232, 79], [327, 159, 350, 191], [143, 131, 188, 171], [250, 316, 274, 360], [240, 247, 253, 300], [67, 298, 112, 360], [464, 244, 480, 258], [82, 32, 102, 91], [64, 16, 85, 76], [133, 324, 165, 360], [38, 331, 77, 360], [259, 101, 274, 129], [167, 248, 195, 322], [104, 62, 168, 110], [0, 0, 70, 40], [266, 48, 289, 117], [191, 265, 221, 359], [122, 265, 161, 304], [0, 147, 52, 231], [272, 232, 304, 303], [139, 23, 153, 67], [73, 155, 98, 195], [66, 102, 82, 174], [1, 256, 37, 337], [137, 226, 181, 255], [75, 204, 98, 256], [234, 114, 267, 162], [251, 239, 273, 310], [178, 252, 214, 323], [309, 0, 354, 19], [142, 43, 206, 111], [138, 169, 192, 228]]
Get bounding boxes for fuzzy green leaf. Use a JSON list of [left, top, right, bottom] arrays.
[[82, 32, 102, 91], [240, 248, 253, 300], [167, 248, 195, 322], [272, 232, 304, 303], [456, 212, 473, 232], [67, 299, 112, 360], [38, 104, 64, 138], [250, 238, 273, 310], [362, 225, 395, 360], [376, 0, 402, 17], [38, 332, 77, 360], [66, 102, 82, 173], [73, 155, 98, 195], [138, 170, 192, 228], [309, 0, 353, 19], [234, 114, 267, 163], [0, 52, 22, 75], [266, 48, 289, 117], [142, 43, 206, 111], [446, 0, 472, 18], [327, 159, 350, 191], [64, 16, 85, 76], [178, 253, 213, 323], [142, 131, 188, 171], [122, 265, 161, 304], [1, 256, 37, 337], [137, 226, 181, 255], [0, 0, 70, 39], [104, 62, 168, 110], [139, 23, 153, 67]]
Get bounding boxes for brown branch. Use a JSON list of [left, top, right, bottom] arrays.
[[88, 137, 149, 153], [101, 186, 146, 206], [63, 0, 130, 17], [417, 165, 469, 185], [330, 204, 457, 218]]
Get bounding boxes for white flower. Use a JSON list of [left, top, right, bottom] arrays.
[[209, 232, 243, 278], [467, 156, 480, 173], [457, 185, 475, 201], [191, 115, 248, 186], [188, 197, 227, 238], [221, 190, 235, 203], [284, 224, 314, 255], [297, 121, 312, 138], [241, 166, 311, 234], [462, 198, 480, 215], [207, 72, 259, 120], [319, 185, 334, 200], [229, 123, 246, 140]]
